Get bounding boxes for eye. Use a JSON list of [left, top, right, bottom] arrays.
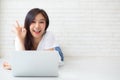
[[31, 21, 36, 23], [39, 21, 44, 23]]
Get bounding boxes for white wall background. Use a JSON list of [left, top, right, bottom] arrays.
[[0, 0, 120, 57]]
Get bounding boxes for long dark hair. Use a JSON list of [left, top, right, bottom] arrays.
[[24, 8, 49, 50]]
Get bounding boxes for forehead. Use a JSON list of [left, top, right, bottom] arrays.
[[34, 13, 45, 20]]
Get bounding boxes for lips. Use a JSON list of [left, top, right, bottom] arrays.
[[33, 29, 41, 34]]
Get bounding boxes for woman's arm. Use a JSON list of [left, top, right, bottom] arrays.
[[15, 37, 25, 50], [3, 21, 27, 70], [13, 21, 27, 50]]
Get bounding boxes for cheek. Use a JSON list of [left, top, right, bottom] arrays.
[[42, 25, 46, 29], [41, 24, 46, 30], [29, 25, 33, 32]]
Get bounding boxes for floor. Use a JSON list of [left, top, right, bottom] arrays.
[[0, 56, 120, 80]]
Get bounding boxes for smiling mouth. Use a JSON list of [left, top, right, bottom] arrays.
[[33, 30, 41, 34]]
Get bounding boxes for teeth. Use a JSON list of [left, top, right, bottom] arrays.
[[34, 30, 41, 32]]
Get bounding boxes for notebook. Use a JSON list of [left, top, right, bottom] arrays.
[[10, 51, 59, 77]]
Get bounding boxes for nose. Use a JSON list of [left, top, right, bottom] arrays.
[[35, 22, 39, 28]]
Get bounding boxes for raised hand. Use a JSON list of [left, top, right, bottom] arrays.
[[12, 21, 27, 42]]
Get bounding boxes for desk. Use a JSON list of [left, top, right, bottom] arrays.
[[0, 56, 120, 80]]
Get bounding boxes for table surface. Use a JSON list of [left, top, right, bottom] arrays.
[[0, 56, 120, 80]]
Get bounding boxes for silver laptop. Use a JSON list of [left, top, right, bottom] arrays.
[[10, 51, 59, 77]]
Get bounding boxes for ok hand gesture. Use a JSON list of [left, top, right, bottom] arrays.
[[12, 21, 27, 42]]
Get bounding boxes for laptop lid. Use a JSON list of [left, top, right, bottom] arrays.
[[10, 51, 59, 77]]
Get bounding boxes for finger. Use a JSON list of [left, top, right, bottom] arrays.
[[3, 62, 9, 66], [11, 25, 17, 33], [16, 20, 20, 27], [3, 65, 11, 70], [22, 27, 27, 32], [13, 23, 22, 32]]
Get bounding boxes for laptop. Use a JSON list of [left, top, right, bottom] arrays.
[[10, 51, 59, 77]]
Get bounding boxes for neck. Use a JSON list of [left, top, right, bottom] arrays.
[[33, 37, 42, 50]]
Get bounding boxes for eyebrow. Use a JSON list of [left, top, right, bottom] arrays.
[[33, 19, 45, 21], [40, 19, 45, 20]]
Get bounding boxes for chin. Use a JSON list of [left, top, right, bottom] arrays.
[[34, 34, 43, 38]]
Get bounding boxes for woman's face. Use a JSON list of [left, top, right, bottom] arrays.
[[30, 13, 46, 39]]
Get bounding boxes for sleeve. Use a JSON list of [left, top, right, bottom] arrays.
[[37, 31, 64, 66], [43, 31, 59, 49]]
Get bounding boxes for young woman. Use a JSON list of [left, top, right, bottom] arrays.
[[3, 8, 64, 70]]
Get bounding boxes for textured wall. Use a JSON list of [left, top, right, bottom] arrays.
[[0, 0, 120, 57]]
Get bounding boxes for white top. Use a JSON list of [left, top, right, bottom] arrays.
[[15, 31, 64, 66], [37, 31, 59, 50]]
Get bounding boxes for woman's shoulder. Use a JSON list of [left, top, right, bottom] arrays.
[[39, 31, 59, 49], [43, 31, 55, 40], [44, 31, 55, 37]]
